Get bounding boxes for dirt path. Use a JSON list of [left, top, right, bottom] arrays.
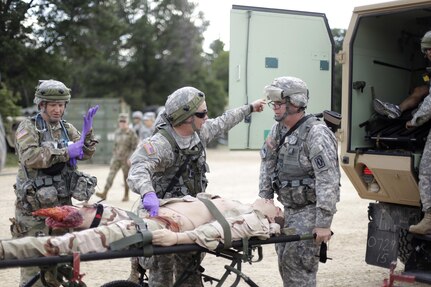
[[0, 146, 428, 286]]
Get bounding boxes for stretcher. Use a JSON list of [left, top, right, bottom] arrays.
[[0, 233, 322, 287]]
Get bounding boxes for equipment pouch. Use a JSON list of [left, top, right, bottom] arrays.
[[290, 186, 308, 206], [53, 175, 68, 198], [36, 185, 59, 208], [70, 171, 97, 201], [14, 180, 34, 201]]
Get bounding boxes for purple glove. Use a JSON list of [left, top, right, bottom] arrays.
[[81, 105, 99, 140], [142, 192, 159, 216], [68, 140, 84, 159]]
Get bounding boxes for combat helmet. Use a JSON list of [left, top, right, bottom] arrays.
[[165, 87, 205, 126], [264, 76, 309, 108], [421, 30, 431, 53], [132, 111, 143, 120], [34, 80, 71, 105]]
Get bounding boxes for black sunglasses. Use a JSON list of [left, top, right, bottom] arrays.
[[194, 111, 208, 119]]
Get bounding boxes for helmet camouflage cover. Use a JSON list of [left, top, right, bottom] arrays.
[[165, 87, 205, 126], [421, 30, 431, 53], [34, 80, 71, 103], [264, 76, 309, 108]]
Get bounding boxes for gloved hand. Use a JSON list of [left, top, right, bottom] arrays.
[[67, 140, 84, 159], [81, 105, 99, 140], [142, 192, 159, 217]]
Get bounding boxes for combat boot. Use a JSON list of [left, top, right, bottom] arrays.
[[409, 212, 431, 235], [95, 190, 107, 200], [127, 257, 140, 284]]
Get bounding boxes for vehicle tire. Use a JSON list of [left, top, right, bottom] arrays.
[[101, 280, 143, 287], [398, 228, 414, 264]]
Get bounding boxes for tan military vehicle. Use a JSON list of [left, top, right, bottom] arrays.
[[339, 0, 431, 282]]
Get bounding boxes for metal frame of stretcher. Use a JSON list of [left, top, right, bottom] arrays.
[[0, 234, 314, 287]]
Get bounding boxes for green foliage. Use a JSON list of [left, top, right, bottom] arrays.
[[0, 85, 21, 119], [1, 0, 220, 113]]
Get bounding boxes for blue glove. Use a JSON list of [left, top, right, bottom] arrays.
[[81, 105, 99, 140], [142, 192, 159, 217], [68, 140, 84, 160]]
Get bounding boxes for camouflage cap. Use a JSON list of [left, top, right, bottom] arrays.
[[118, 113, 129, 122], [165, 87, 205, 126], [143, 112, 156, 121], [264, 76, 309, 108], [421, 30, 431, 53], [34, 80, 71, 103]]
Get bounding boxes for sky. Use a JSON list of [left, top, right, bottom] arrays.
[[194, 0, 395, 51]]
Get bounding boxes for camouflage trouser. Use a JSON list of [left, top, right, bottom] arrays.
[[104, 158, 130, 196], [11, 209, 51, 287], [142, 252, 204, 287], [276, 204, 319, 287], [419, 130, 431, 211]]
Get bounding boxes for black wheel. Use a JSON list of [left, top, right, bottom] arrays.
[[101, 280, 143, 287], [398, 228, 414, 264]]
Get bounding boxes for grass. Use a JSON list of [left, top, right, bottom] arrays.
[[6, 151, 18, 167]]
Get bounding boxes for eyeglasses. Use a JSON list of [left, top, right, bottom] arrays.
[[267, 101, 287, 110], [194, 110, 208, 119]]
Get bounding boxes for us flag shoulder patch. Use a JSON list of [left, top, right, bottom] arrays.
[[143, 142, 156, 155], [16, 128, 28, 140]]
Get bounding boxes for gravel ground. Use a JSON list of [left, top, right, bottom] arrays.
[[0, 146, 429, 287]]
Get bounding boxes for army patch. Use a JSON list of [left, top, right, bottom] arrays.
[[314, 155, 326, 169], [16, 128, 28, 140], [143, 142, 156, 155]]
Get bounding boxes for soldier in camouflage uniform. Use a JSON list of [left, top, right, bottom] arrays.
[[12, 79, 99, 286], [408, 32, 431, 234], [139, 111, 156, 140], [259, 76, 340, 287], [96, 114, 138, 201], [127, 86, 265, 286]]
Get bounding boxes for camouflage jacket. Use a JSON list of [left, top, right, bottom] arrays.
[[127, 105, 252, 198], [411, 86, 431, 127], [14, 115, 98, 214], [112, 128, 138, 161]]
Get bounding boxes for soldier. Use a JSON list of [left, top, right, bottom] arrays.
[[96, 113, 138, 201], [407, 33, 431, 235], [139, 111, 156, 140], [259, 76, 340, 287], [127, 86, 265, 286], [132, 111, 144, 138], [11, 79, 99, 286]]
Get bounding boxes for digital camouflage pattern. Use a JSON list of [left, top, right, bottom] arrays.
[[101, 126, 138, 199], [410, 87, 431, 211], [259, 114, 340, 287], [128, 104, 252, 198], [13, 116, 97, 286], [127, 103, 252, 287], [164, 87, 205, 126]]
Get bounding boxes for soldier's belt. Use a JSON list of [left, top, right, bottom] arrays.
[[272, 178, 314, 190]]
